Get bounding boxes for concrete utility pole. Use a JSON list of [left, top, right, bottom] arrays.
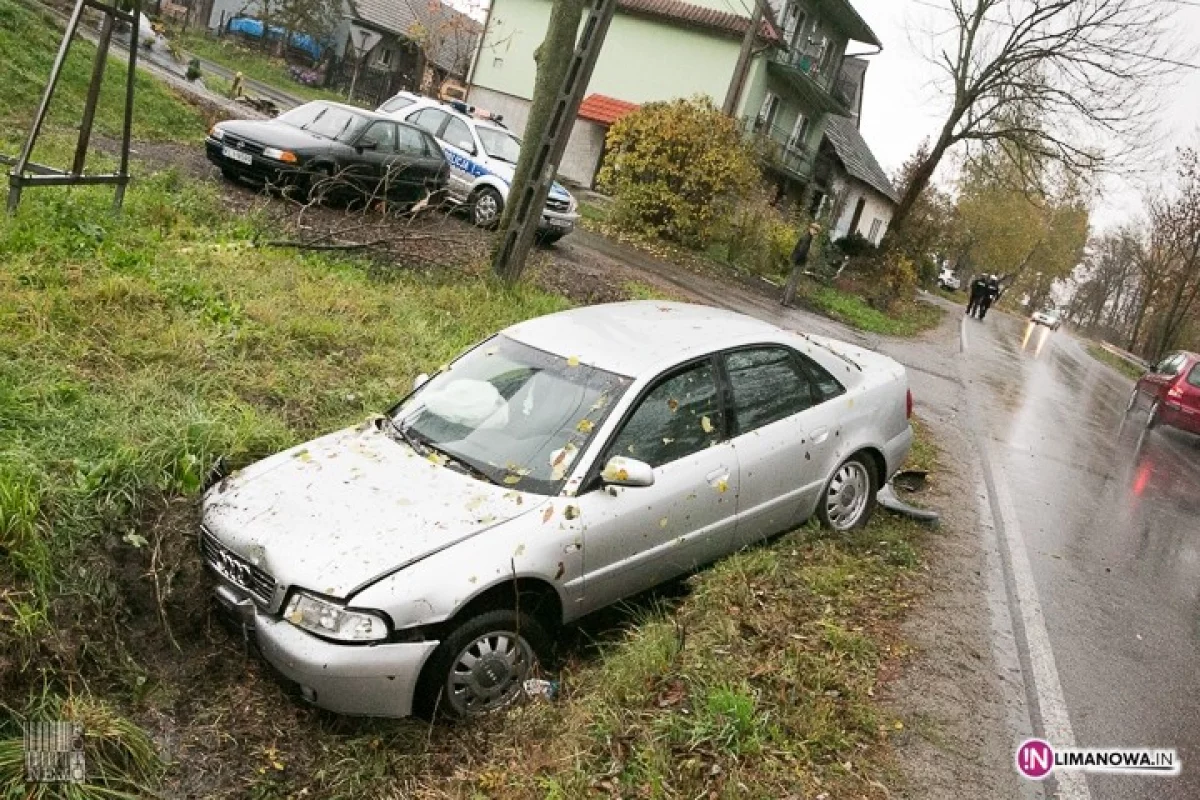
[[722, 0, 765, 116], [491, 0, 616, 283]]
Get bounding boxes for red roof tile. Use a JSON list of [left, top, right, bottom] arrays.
[[616, 0, 780, 42], [578, 94, 640, 125]]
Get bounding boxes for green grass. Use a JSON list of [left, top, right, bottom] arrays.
[[173, 31, 351, 104], [806, 285, 946, 337], [0, 0, 205, 153], [577, 198, 611, 226], [1086, 343, 1145, 380]]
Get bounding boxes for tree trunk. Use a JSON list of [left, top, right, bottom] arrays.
[[883, 121, 956, 249], [491, 0, 586, 282]]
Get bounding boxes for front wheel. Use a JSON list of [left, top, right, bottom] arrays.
[[470, 187, 504, 228], [414, 609, 549, 720], [817, 454, 878, 532]]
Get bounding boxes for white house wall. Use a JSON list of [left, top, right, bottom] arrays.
[[832, 178, 894, 244]]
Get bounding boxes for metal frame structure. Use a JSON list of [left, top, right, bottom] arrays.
[[3, 0, 143, 213]]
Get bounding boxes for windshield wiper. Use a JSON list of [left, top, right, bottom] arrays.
[[386, 417, 428, 456], [387, 418, 505, 487]]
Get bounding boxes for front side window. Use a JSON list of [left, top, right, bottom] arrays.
[[360, 121, 396, 152], [607, 361, 724, 468], [724, 347, 815, 435], [392, 336, 630, 495], [478, 127, 522, 164]]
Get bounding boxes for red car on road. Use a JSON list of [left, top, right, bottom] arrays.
[[1127, 351, 1200, 435]]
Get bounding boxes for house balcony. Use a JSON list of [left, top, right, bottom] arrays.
[[743, 119, 816, 183], [765, 46, 851, 117]]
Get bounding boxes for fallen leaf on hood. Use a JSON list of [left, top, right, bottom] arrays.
[[564, 505, 580, 521], [292, 448, 312, 462], [542, 506, 554, 523], [700, 416, 714, 433], [566, 356, 580, 367], [576, 419, 594, 433]]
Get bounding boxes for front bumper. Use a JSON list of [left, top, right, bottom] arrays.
[[213, 581, 437, 718], [205, 137, 298, 185], [539, 208, 579, 236]]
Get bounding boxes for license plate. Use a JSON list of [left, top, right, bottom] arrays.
[[547, 217, 571, 229], [222, 146, 253, 165]]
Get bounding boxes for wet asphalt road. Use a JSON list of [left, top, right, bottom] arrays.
[[960, 310, 1200, 799]]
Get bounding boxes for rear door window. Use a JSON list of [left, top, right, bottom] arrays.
[[723, 347, 816, 435], [395, 123, 428, 155], [1187, 364, 1200, 388]]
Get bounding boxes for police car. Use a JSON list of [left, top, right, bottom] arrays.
[[377, 93, 580, 242]]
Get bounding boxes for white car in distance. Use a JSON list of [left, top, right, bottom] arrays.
[[377, 92, 580, 242]]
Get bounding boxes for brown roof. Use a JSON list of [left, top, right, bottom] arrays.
[[578, 94, 640, 125], [350, 0, 483, 77], [617, 0, 780, 42]]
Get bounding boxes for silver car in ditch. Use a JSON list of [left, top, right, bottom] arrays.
[[200, 301, 913, 718]]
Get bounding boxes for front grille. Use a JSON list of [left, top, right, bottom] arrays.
[[221, 134, 264, 156], [200, 527, 275, 601], [545, 197, 570, 213]]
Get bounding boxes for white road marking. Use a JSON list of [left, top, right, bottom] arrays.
[[960, 314, 970, 354], [979, 438, 1092, 800]]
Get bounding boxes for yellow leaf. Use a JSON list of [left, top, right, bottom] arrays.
[[566, 355, 580, 367], [577, 419, 594, 433], [700, 415, 714, 433]]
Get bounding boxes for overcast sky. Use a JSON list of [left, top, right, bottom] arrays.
[[849, 0, 1200, 231]]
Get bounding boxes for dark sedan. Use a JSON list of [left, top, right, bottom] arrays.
[[206, 101, 450, 205]]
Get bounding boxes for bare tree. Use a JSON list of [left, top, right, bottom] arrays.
[[887, 0, 1176, 240]]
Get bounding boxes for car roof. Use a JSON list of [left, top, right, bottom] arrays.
[[502, 301, 787, 377], [397, 96, 509, 133]]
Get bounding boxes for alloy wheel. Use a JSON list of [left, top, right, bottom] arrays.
[[825, 460, 871, 530]]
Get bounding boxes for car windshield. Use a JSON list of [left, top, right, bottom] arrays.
[[391, 335, 631, 495], [279, 104, 370, 142], [477, 127, 522, 163]]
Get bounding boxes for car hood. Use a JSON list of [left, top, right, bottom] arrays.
[[486, 159, 573, 202], [201, 420, 544, 599], [217, 119, 329, 151]]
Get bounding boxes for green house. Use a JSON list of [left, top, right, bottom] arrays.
[[467, 0, 881, 206]]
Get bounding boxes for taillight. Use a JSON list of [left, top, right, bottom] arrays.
[[1168, 385, 1183, 400], [906, 389, 914, 419]]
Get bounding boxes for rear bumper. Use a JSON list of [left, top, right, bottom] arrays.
[[882, 424, 914, 479], [539, 208, 579, 236], [212, 581, 437, 718], [1160, 401, 1200, 435]]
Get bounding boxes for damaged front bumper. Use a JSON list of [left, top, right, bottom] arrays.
[[213, 582, 438, 718]]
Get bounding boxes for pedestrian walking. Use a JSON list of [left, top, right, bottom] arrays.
[[781, 222, 822, 308], [967, 274, 988, 318], [978, 275, 1001, 320]]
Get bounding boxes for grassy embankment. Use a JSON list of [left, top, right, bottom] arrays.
[[1086, 343, 1145, 380], [2, 1, 934, 793]]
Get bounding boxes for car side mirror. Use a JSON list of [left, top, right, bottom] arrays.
[[359, 139, 379, 151], [600, 456, 654, 488], [413, 373, 429, 390]]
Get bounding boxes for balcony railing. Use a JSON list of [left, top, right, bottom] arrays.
[[773, 41, 837, 91], [742, 118, 815, 181]]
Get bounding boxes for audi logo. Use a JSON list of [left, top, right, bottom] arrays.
[[211, 548, 253, 589]]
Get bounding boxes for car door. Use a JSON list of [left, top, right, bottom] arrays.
[[391, 122, 446, 202], [408, 107, 469, 200], [437, 116, 484, 200], [719, 345, 844, 545], [572, 358, 739, 616], [350, 120, 402, 200]]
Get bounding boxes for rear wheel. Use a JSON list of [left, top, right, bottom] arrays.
[[817, 454, 878, 532], [470, 187, 503, 228], [414, 609, 549, 720]]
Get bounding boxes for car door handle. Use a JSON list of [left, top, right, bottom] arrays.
[[706, 468, 728, 483], [811, 426, 829, 444]]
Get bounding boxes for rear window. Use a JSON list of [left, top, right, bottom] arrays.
[[1188, 364, 1200, 388], [380, 95, 416, 113]]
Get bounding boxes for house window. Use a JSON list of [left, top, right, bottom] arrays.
[[787, 113, 809, 150], [757, 93, 779, 133], [868, 218, 883, 243], [374, 47, 392, 67]]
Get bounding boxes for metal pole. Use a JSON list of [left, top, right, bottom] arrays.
[[492, 0, 616, 282], [73, 13, 115, 176], [8, 0, 87, 213], [722, 0, 764, 116], [114, 0, 142, 210]]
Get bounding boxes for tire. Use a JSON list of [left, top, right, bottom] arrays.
[[470, 187, 503, 228], [817, 453, 878, 532], [1146, 401, 1160, 430], [414, 609, 550, 720], [536, 231, 564, 246], [306, 164, 336, 204]]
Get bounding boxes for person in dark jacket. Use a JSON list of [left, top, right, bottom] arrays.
[[781, 222, 822, 308], [978, 275, 1001, 320], [967, 275, 989, 317]]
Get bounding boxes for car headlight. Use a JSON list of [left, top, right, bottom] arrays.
[[262, 147, 298, 163], [209, 125, 225, 142], [283, 591, 389, 642]]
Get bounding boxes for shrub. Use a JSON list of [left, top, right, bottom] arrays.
[[597, 97, 759, 247], [718, 191, 800, 278]]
